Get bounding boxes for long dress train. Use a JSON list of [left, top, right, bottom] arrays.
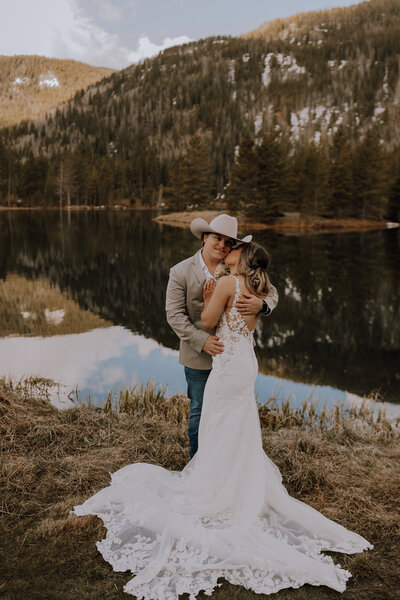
[[73, 276, 372, 599]]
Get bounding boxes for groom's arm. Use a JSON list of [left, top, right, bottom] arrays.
[[236, 282, 279, 316], [261, 283, 279, 315], [165, 267, 209, 354]]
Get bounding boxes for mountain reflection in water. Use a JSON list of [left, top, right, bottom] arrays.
[[0, 209, 399, 407]]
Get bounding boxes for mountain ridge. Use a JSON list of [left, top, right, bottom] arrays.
[[0, 55, 114, 128], [0, 0, 399, 218], [4, 0, 399, 153]]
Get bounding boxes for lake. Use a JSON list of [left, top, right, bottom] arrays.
[[0, 209, 399, 415]]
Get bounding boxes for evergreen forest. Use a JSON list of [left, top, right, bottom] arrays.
[[0, 0, 400, 221]]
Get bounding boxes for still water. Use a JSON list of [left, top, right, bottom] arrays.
[[0, 210, 399, 413]]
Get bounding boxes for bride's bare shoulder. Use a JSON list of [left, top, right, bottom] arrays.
[[216, 274, 236, 290], [217, 275, 237, 308]]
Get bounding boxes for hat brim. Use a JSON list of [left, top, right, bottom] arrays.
[[190, 217, 252, 244]]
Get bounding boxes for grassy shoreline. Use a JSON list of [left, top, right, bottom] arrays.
[[1, 378, 399, 600], [154, 210, 398, 233]]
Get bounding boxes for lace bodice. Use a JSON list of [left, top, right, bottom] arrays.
[[213, 275, 255, 375], [216, 275, 253, 342]]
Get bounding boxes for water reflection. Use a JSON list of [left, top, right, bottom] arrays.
[[0, 210, 399, 406], [4, 323, 389, 416], [0, 326, 178, 407], [0, 273, 110, 336]]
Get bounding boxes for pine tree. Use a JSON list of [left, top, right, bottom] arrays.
[[387, 172, 400, 222], [253, 131, 287, 221], [313, 149, 332, 216], [71, 151, 92, 206], [352, 129, 388, 220], [88, 167, 100, 206], [288, 142, 331, 216], [165, 156, 186, 210], [113, 158, 129, 202], [20, 154, 48, 205], [57, 153, 76, 209], [166, 135, 214, 209], [225, 130, 257, 213], [43, 163, 59, 206], [98, 157, 114, 206], [328, 126, 353, 218], [0, 141, 9, 203]]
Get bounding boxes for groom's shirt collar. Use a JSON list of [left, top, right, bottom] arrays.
[[198, 249, 214, 281]]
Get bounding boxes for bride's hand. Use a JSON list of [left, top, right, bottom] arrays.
[[203, 280, 216, 302]]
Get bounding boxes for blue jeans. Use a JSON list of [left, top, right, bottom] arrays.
[[184, 366, 211, 458]]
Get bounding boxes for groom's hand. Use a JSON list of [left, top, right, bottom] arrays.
[[236, 293, 263, 315], [203, 336, 224, 356]]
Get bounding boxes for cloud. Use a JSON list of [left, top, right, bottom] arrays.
[[61, 0, 191, 69], [55, 24, 191, 69], [78, 0, 135, 23], [126, 35, 191, 66], [51, 3, 129, 69], [0, 0, 191, 70], [0, 0, 75, 58], [96, 0, 123, 23], [55, 1, 192, 69], [0, 325, 183, 407]]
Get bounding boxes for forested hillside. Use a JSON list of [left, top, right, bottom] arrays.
[[0, 55, 113, 128], [0, 0, 399, 220]]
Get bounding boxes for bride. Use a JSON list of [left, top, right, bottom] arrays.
[[73, 241, 372, 599]]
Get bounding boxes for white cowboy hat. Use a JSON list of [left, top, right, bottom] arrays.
[[190, 214, 252, 244]]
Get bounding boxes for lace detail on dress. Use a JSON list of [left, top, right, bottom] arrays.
[[222, 275, 253, 340], [212, 276, 255, 375], [94, 520, 353, 600]]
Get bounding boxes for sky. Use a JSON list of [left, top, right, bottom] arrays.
[[0, 0, 366, 70]]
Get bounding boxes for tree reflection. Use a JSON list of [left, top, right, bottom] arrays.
[[0, 211, 399, 402]]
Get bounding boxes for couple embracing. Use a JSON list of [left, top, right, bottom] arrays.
[[166, 213, 278, 458], [74, 214, 372, 600]]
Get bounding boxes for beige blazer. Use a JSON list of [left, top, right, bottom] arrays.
[[165, 251, 279, 370], [166, 252, 212, 369]]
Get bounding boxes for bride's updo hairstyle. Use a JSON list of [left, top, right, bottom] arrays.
[[236, 242, 271, 297]]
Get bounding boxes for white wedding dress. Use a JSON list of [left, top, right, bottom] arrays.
[[74, 276, 372, 599]]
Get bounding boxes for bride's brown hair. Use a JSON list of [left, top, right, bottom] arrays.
[[236, 242, 271, 297]]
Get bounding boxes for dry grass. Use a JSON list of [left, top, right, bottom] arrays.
[[1, 378, 399, 600]]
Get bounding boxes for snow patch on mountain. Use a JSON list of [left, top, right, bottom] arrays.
[[263, 52, 306, 87], [289, 103, 353, 139], [228, 60, 235, 83], [13, 77, 30, 85], [254, 113, 263, 134], [374, 104, 386, 117], [45, 309, 65, 325], [39, 72, 60, 88], [314, 131, 321, 144], [290, 107, 311, 138]]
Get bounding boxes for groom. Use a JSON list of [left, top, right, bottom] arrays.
[[166, 214, 278, 458]]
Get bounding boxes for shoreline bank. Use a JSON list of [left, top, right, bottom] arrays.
[[154, 210, 399, 233]]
